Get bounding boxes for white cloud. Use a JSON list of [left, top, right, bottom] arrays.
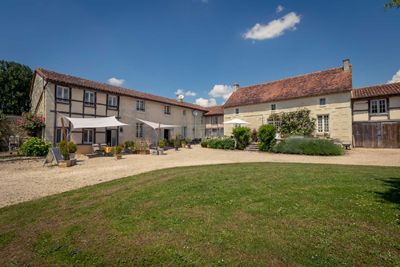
[[276, 5, 284, 13], [195, 97, 217, 107], [107, 77, 125, 86], [243, 12, 301, 41], [175, 89, 197, 97], [208, 84, 234, 100], [387, 70, 400, 84]]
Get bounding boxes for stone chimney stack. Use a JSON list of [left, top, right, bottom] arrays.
[[342, 59, 351, 71], [233, 83, 240, 91]]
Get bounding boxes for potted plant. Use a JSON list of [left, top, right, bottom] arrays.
[[124, 140, 135, 153], [174, 138, 180, 151], [114, 145, 123, 159], [58, 140, 72, 167], [186, 138, 192, 149], [158, 139, 165, 155], [68, 141, 77, 159], [181, 139, 186, 148]]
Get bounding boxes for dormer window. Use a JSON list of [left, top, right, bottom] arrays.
[[56, 85, 69, 102], [108, 95, 118, 109]]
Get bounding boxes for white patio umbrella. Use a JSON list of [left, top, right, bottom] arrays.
[[223, 118, 249, 125]]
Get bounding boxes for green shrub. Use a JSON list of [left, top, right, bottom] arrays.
[[258, 124, 276, 151], [158, 139, 166, 148], [114, 145, 123, 155], [57, 140, 69, 160], [232, 126, 251, 150], [268, 109, 315, 136], [67, 142, 77, 153], [124, 140, 135, 150], [272, 137, 344, 156], [20, 137, 50, 156], [201, 138, 235, 150]]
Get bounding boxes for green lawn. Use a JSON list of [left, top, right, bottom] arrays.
[[0, 163, 399, 266]]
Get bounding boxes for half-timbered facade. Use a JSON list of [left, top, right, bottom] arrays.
[[30, 68, 207, 153]]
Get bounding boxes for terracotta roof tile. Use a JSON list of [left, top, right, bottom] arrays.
[[352, 82, 400, 99], [204, 106, 224, 116], [223, 67, 352, 108], [34, 68, 209, 112]]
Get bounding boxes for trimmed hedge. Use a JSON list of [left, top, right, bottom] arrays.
[[201, 138, 235, 150], [20, 137, 50, 156], [272, 138, 344, 156]]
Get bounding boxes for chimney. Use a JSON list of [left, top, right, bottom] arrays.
[[233, 83, 240, 91], [176, 94, 184, 102], [342, 59, 351, 71]]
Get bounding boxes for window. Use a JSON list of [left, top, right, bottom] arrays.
[[83, 129, 94, 144], [107, 95, 118, 108], [164, 105, 171, 115], [55, 128, 70, 143], [319, 98, 326, 106], [183, 110, 186, 116], [182, 126, 187, 138], [56, 85, 69, 102], [235, 108, 239, 114], [84, 91, 95, 106], [271, 104, 276, 112], [317, 115, 329, 133], [370, 99, 387, 114], [136, 123, 144, 138], [211, 116, 218, 125], [136, 100, 145, 112]]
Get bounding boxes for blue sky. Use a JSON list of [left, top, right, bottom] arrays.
[[1, 0, 399, 106]]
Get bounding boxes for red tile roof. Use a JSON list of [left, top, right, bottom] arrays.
[[352, 82, 400, 99], [204, 106, 224, 116], [33, 68, 209, 112], [224, 67, 352, 108]]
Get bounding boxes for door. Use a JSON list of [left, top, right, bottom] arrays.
[[106, 129, 118, 146], [353, 122, 400, 148], [163, 129, 170, 140]]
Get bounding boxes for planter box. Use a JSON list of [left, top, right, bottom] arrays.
[[137, 150, 150, 155], [59, 159, 74, 167], [115, 154, 122, 160]]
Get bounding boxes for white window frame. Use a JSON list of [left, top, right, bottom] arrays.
[[55, 128, 70, 143], [164, 105, 171, 115], [136, 123, 144, 138], [370, 99, 387, 115], [319, 98, 326, 107], [136, 100, 145, 112], [56, 85, 69, 101], [108, 95, 118, 108], [84, 91, 95, 106], [317, 115, 329, 133], [83, 129, 94, 144]]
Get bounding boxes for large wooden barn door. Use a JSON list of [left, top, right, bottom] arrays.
[[353, 122, 400, 148]]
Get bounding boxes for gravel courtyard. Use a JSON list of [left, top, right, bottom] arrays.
[[1, 146, 399, 208]]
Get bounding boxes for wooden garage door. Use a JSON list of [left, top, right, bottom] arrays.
[[353, 122, 400, 148]]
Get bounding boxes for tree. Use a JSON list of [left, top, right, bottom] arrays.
[[385, 0, 400, 9], [0, 60, 33, 115]]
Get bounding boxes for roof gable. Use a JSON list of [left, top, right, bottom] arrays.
[[224, 67, 352, 108]]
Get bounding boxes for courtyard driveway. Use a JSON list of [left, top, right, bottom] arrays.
[[0, 146, 399, 208]]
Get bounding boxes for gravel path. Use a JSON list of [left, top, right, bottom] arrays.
[[1, 146, 399, 208]]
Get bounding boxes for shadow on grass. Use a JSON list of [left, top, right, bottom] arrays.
[[375, 178, 400, 225]]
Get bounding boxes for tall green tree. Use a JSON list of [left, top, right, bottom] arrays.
[[385, 0, 400, 9], [0, 60, 33, 115]]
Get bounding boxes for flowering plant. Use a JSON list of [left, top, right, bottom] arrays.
[[18, 112, 45, 130]]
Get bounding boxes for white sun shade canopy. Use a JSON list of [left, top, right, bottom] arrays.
[[223, 118, 249, 124], [136, 119, 180, 129], [63, 116, 128, 129]]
